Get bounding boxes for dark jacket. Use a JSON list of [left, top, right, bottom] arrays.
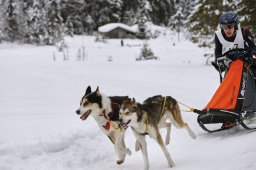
[[214, 27, 255, 62]]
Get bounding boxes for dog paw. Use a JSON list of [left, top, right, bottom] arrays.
[[144, 165, 149, 170], [169, 161, 175, 167], [117, 160, 124, 165], [126, 148, 132, 156]]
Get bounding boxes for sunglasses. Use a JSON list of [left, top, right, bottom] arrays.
[[221, 23, 235, 30]]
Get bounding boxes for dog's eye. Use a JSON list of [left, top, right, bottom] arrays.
[[83, 101, 89, 107], [80, 100, 82, 105], [125, 111, 130, 115]]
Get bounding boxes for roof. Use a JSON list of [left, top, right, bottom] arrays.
[[98, 23, 137, 33]]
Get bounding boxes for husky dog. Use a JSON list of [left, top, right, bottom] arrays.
[[76, 86, 131, 164], [119, 95, 196, 170]]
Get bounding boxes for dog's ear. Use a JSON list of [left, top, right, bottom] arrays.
[[132, 98, 136, 106], [95, 86, 101, 96], [85, 86, 92, 95]]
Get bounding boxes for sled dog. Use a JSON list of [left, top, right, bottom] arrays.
[[119, 95, 196, 170], [76, 86, 131, 164]]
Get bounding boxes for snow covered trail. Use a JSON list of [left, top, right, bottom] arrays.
[[1, 124, 255, 170], [0, 36, 255, 170]]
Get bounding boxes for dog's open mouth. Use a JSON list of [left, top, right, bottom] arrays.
[[80, 110, 91, 120], [119, 120, 131, 129]]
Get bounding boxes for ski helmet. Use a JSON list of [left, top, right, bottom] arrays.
[[219, 11, 239, 30]]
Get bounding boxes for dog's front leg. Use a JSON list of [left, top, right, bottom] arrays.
[[115, 131, 129, 165], [132, 129, 149, 170]]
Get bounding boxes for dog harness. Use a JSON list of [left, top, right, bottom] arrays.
[[100, 110, 122, 131], [141, 96, 167, 135]]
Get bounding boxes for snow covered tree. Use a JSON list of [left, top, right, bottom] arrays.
[[237, 0, 256, 38], [25, 0, 47, 44], [108, 0, 123, 23], [88, 0, 117, 28], [136, 0, 151, 39], [169, 11, 184, 41], [149, 0, 176, 26], [45, 0, 64, 45], [171, 0, 196, 40], [1, 0, 20, 41], [16, 0, 29, 42], [189, 0, 224, 47], [60, 0, 84, 35], [223, 0, 239, 10], [120, 0, 139, 25]]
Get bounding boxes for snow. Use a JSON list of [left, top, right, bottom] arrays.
[[98, 23, 137, 33], [0, 32, 255, 170]]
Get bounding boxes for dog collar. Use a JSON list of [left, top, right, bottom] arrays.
[[100, 110, 122, 131], [100, 110, 111, 130]]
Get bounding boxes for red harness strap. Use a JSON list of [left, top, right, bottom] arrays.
[[100, 110, 111, 130], [103, 121, 110, 130]]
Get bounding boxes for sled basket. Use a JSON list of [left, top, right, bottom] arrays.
[[195, 49, 256, 132]]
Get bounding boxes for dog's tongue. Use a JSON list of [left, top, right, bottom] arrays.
[[80, 111, 90, 120]]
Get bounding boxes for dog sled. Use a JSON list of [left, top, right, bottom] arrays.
[[192, 48, 256, 132]]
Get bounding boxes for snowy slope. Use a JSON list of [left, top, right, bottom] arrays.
[[0, 34, 255, 170]]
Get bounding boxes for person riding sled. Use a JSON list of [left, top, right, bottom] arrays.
[[213, 11, 256, 82], [191, 11, 256, 132]]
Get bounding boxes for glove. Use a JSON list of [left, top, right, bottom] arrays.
[[226, 51, 239, 61], [211, 61, 226, 72]]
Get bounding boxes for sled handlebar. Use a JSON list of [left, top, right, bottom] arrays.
[[220, 47, 256, 61]]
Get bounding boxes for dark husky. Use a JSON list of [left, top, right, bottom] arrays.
[[119, 95, 196, 170], [76, 86, 131, 164]]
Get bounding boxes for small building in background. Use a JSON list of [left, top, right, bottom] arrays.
[[98, 23, 137, 39]]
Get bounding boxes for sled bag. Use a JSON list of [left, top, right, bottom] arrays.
[[203, 60, 244, 110]]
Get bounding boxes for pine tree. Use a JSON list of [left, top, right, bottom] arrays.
[[237, 0, 256, 38], [45, 0, 64, 45], [108, 0, 123, 23], [61, 0, 84, 35], [188, 0, 224, 47], [149, 0, 176, 26], [177, 0, 196, 18], [26, 0, 47, 44], [1, 0, 20, 41], [120, 0, 139, 25], [16, 0, 29, 42]]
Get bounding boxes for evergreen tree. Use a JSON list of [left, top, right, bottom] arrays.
[[1, 0, 20, 41], [61, 0, 84, 35], [188, 0, 224, 47], [26, 0, 47, 44], [149, 0, 176, 26], [45, 0, 64, 45], [88, 0, 115, 28], [108, 0, 123, 23], [237, 0, 256, 38], [120, 0, 139, 25]]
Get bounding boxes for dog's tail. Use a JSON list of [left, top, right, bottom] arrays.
[[168, 97, 197, 139], [168, 97, 188, 128]]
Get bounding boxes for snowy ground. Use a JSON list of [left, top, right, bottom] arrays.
[[0, 34, 255, 170]]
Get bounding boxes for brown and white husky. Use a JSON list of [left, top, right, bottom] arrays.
[[118, 95, 196, 170]]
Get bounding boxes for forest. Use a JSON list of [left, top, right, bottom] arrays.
[[0, 0, 255, 47]]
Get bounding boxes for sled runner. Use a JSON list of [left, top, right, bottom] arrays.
[[193, 48, 256, 132]]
